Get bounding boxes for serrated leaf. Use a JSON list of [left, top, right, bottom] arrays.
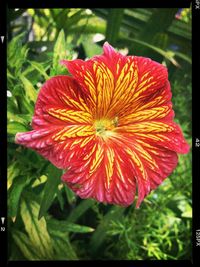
[[39, 165, 62, 219], [20, 198, 54, 259], [19, 75, 37, 102]]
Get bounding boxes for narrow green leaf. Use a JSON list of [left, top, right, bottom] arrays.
[[29, 61, 49, 80], [138, 8, 177, 43], [20, 198, 54, 259], [39, 164, 62, 219], [120, 36, 180, 67], [59, 222, 94, 233], [7, 121, 29, 135], [56, 187, 65, 211], [174, 51, 192, 64], [7, 68, 15, 80], [64, 184, 76, 205], [8, 176, 28, 218], [9, 235, 27, 260], [21, 96, 34, 114], [51, 29, 67, 75], [48, 229, 78, 260], [47, 217, 94, 233], [82, 38, 103, 58], [8, 33, 29, 73], [12, 230, 41, 260], [106, 9, 124, 44], [90, 206, 125, 254], [67, 199, 95, 223], [52, 236, 78, 260], [19, 75, 37, 102], [7, 111, 32, 125], [8, 161, 21, 189]]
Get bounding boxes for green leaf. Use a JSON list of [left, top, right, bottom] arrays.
[[56, 186, 65, 211], [19, 75, 37, 102], [29, 61, 49, 80], [48, 229, 78, 260], [9, 235, 27, 260], [7, 111, 32, 125], [51, 29, 67, 75], [20, 198, 54, 259], [82, 36, 103, 58], [52, 236, 78, 260], [106, 9, 124, 44], [138, 8, 177, 43], [20, 96, 34, 114], [7, 33, 29, 74], [64, 184, 76, 205], [67, 199, 95, 223], [8, 161, 21, 189], [174, 51, 192, 64], [12, 230, 41, 260], [47, 217, 94, 233], [60, 222, 95, 233], [120, 36, 180, 67], [39, 165, 62, 219], [7, 121, 29, 136], [8, 176, 28, 218], [90, 206, 125, 255], [178, 200, 192, 218]]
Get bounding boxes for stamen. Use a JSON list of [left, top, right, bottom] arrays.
[[94, 117, 118, 138]]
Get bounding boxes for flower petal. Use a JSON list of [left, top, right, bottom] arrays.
[[62, 137, 137, 206], [119, 80, 173, 125], [116, 120, 189, 154], [15, 42, 190, 207], [61, 43, 168, 121], [105, 134, 178, 207], [16, 76, 96, 169], [61, 130, 179, 208], [32, 76, 92, 129]]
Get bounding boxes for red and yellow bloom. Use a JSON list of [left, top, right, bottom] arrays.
[[15, 42, 189, 207]]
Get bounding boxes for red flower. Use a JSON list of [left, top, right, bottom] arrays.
[[15, 42, 189, 207]]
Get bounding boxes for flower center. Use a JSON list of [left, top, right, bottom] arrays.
[[94, 117, 118, 138]]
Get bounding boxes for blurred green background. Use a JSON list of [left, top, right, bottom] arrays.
[[7, 8, 192, 260]]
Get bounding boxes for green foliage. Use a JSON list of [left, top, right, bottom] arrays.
[[7, 8, 191, 260], [51, 29, 68, 76], [106, 9, 124, 44], [20, 198, 54, 259], [38, 165, 62, 219]]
